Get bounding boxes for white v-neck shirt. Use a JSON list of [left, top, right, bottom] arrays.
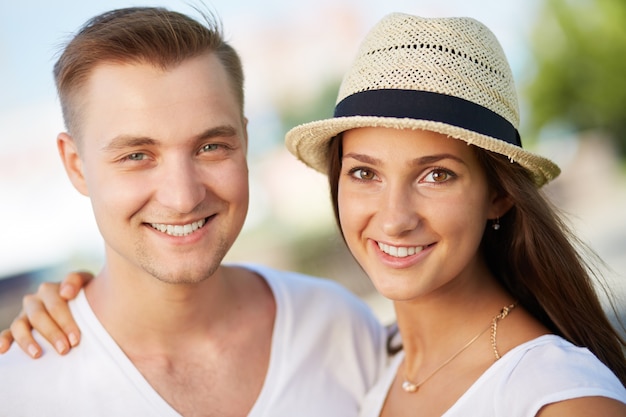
[[360, 334, 626, 417], [0, 263, 387, 416]]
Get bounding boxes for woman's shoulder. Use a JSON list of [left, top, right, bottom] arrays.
[[497, 335, 626, 410], [508, 334, 615, 373]]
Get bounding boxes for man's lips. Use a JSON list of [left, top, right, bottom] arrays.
[[149, 218, 207, 237]]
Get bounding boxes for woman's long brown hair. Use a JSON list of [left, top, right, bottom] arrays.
[[327, 135, 626, 386]]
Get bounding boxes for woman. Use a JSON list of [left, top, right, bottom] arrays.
[[2, 12, 626, 416], [285, 13, 626, 416]]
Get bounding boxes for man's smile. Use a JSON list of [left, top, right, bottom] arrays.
[[149, 218, 207, 236]]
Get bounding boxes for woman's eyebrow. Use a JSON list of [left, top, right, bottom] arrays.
[[343, 152, 467, 167], [342, 152, 381, 165], [411, 153, 467, 167]]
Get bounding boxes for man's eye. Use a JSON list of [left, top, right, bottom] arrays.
[[201, 143, 220, 152], [127, 153, 146, 161]]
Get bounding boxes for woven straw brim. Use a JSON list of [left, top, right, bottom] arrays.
[[285, 116, 561, 187], [285, 14, 560, 187]]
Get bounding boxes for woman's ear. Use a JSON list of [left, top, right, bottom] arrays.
[[57, 132, 89, 196], [488, 192, 514, 220]]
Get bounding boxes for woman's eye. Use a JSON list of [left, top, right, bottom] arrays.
[[424, 168, 454, 183], [350, 168, 377, 181]]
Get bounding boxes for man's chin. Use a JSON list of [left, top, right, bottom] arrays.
[[150, 268, 218, 285], [137, 258, 220, 285]]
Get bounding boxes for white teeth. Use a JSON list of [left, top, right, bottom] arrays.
[[150, 219, 206, 236], [378, 242, 424, 258]]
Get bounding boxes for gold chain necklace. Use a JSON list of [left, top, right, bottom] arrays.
[[401, 302, 517, 393]]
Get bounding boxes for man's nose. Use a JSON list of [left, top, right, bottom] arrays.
[[154, 159, 206, 214]]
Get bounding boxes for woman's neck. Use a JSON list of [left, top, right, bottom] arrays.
[[393, 273, 514, 371]]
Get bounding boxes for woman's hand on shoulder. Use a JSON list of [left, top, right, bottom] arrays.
[[0, 271, 93, 358]]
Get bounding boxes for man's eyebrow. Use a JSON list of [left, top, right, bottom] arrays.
[[194, 125, 238, 141], [101, 136, 158, 152], [101, 125, 239, 152]]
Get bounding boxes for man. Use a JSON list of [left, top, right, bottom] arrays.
[[0, 7, 385, 416]]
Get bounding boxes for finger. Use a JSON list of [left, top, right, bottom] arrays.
[[20, 290, 71, 355], [32, 282, 82, 349], [0, 328, 15, 354], [59, 270, 94, 300], [9, 310, 43, 358]]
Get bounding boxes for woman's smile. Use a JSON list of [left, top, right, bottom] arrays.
[[339, 127, 499, 301]]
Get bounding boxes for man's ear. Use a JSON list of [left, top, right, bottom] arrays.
[[242, 116, 249, 155], [57, 132, 89, 196]]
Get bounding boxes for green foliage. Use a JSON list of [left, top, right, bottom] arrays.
[[524, 0, 626, 155], [278, 78, 341, 135]]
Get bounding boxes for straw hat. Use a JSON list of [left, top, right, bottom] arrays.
[[285, 13, 560, 186]]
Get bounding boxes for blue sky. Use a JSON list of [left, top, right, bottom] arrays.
[[0, 0, 541, 277], [0, 0, 539, 117]]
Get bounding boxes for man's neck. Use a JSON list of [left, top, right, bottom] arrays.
[[84, 264, 238, 352], [84, 264, 277, 416]]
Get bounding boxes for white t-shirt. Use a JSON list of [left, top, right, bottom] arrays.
[[360, 334, 626, 417], [0, 264, 387, 417]]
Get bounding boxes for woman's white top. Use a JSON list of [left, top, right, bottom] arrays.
[[360, 334, 626, 417]]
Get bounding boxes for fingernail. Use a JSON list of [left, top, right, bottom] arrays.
[[60, 284, 73, 298], [55, 340, 67, 354], [68, 332, 79, 347], [28, 344, 40, 358]]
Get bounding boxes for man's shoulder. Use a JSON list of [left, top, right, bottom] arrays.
[[0, 292, 112, 386], [246, 264, 382, 328], [0, 337, 175, 415], [241, 263, 363, 303], [0, 340, 39, 367], [0, 342, 67, 411], [0, 331, 81, 390]]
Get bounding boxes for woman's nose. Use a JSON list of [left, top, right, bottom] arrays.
[[379, 184, 420, 237]]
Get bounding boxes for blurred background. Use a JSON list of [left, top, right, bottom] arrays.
[[1, 0, 624, 334]]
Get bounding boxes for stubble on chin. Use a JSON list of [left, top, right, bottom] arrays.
[[134, 238, 230, 285]]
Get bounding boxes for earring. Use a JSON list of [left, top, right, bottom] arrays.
[[492, 217, 501, 231]]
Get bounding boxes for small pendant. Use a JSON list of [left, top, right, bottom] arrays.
[[401, 380, 418, 393]]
